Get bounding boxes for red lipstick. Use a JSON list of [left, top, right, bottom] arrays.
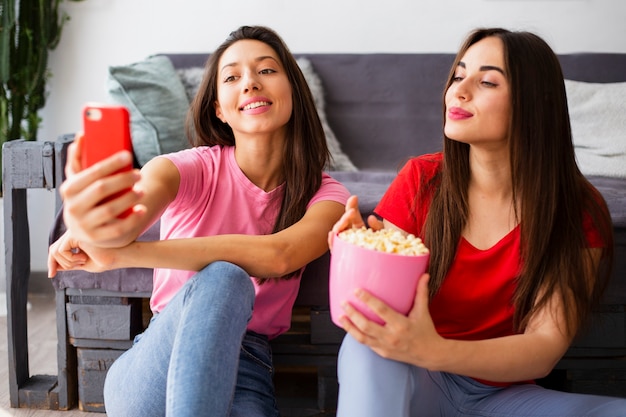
[[448, 106, 473, 120]]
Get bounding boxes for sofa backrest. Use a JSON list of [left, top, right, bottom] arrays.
[[166, 53, 451, 172], [165, 52, 626, 173]]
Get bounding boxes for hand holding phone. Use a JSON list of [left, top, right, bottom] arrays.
[[81, 103, 134, 217]]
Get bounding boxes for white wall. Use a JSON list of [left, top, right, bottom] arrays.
[[24, 0, 626, 274]]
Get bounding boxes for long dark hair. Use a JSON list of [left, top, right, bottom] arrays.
[[187, 26, 330, 281], [423, 28, 614, 336]]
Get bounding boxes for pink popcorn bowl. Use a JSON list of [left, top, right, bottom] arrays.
[[329, 233, 429, 327]]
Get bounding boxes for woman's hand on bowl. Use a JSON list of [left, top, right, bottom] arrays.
[[328, 195, 385, 249], [329, 195, 363, 247]]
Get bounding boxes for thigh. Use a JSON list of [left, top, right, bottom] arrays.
[[453, 376, 626, 417], [165, 261, 255, 417], [230, 332, 280, 417], [337, 334, 419, 417], [105, 261, 255, 417]]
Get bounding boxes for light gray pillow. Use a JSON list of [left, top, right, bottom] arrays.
[[565, 79, 626, 179], [177, 66, 205, 102], [297, 57, 358, 172], [106, 55, 191, 166]]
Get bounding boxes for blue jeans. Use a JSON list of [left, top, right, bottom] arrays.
[[103, 261, 280, 417], [337, 334, 626, 417]]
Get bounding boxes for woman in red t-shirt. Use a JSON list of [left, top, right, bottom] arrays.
[[330, 28, 625, 416]]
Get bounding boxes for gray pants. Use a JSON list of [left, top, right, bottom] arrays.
[[337, 334, 626, 417]]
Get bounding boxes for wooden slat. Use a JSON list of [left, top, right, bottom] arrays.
[[66, 304, 134, 341], [0, 294, 86, 417], [2, 140, 57, 410], [2, 140, 54, 190]]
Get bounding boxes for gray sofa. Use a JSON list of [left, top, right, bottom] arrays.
[[5, 52, 625, 415]]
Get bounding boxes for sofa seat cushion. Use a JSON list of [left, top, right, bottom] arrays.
[[328, 171, 396, 218], [53, 267, 154, 294], [50, 171, 624, 297], [330, 172, 626, 230], [588, 176, 626, 229], [50, 217, 159, 293]]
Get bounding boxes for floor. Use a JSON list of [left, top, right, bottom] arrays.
[[1, 293, 91, 417], [1, 292, 335, 417]]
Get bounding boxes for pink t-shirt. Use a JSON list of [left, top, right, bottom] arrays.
[[150, 145, 349, 339]]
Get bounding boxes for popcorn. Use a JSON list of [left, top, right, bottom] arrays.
[[337, 227, 429, 256]]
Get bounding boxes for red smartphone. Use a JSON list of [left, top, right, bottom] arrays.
[[81, 103, 134, 217]]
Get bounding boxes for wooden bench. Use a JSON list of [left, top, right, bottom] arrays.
[[4, 136, 626, 414], [3, 136, 344, 415]]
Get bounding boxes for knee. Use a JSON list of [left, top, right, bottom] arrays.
[[338, 334, 409, 383], [338, 334, 377, 370], [201, 261, 253, 288], [338, 334, 371, 383], [194, 261, 255, 306], [337, 334, 414, 415]]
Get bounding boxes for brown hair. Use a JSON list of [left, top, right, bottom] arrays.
[[187, 26, 330, 281], [423, 28, 614, 336]]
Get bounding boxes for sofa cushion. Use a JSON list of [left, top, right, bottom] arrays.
[[106, 55, 191, 166], [588, 176, 626, 229], [297, 58, 357, 172], [49, 208, 158, 292], [565, 79, 626, 179], [177, 66, 205, 102], [329, 171, 395, 218]]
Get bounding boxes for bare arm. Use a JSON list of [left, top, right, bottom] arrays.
[[54, 199, 346, 279], [425, 286, 572, 381], [48, 146, 180, 276]]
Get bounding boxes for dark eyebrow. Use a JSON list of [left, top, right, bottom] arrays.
[[458, 61, 505, 75], [220, 55, 279, 73]]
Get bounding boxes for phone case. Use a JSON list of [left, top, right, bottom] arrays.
[[82, 104, 132, 168], [81, 103, 134, 217]]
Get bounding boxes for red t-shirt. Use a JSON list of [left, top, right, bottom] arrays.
[[375, 153, 603, 384]]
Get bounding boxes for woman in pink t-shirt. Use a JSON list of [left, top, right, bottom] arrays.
[[331, 28, 625, 416], [48, 26, 349, 416]]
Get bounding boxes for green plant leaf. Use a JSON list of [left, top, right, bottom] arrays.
[[1, 0, 83, 146]]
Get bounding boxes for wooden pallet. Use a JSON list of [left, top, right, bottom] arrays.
[[4, 138, 625, 415]]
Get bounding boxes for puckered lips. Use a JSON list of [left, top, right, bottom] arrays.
[[240, 96, 272, 115], [447, 106, 473, 121]]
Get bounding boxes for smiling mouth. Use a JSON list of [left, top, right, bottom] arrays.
[[241, 101, 271, 111]]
